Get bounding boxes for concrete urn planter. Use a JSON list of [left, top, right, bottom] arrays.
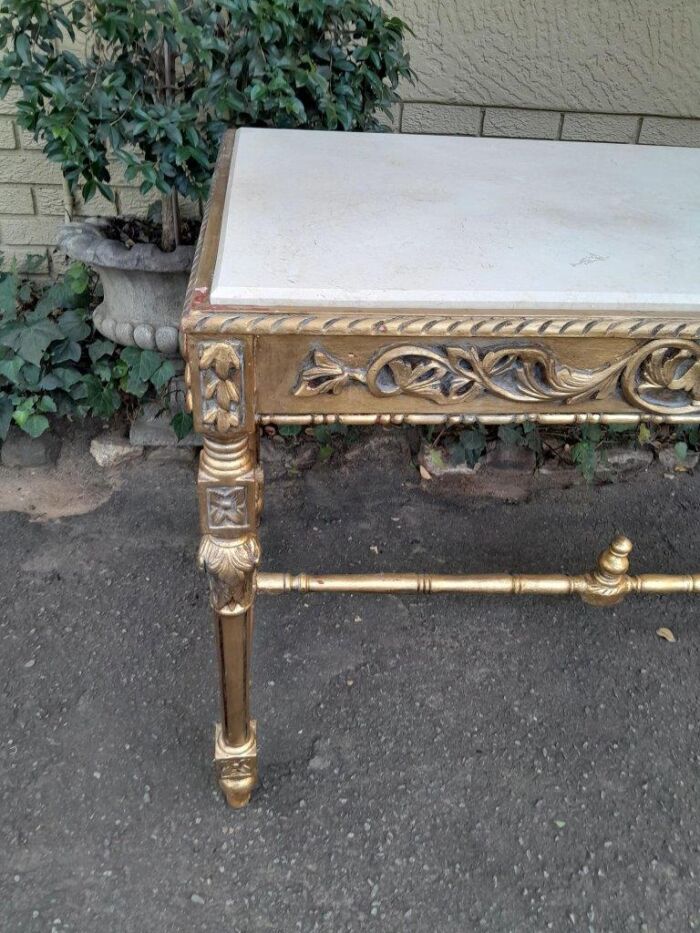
[[57, 220, 195, 356]]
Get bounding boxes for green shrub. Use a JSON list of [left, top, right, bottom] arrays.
[[0, 259, 187, 440], [0, 0, 413, 248]]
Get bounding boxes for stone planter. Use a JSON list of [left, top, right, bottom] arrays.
[[57, 220, 194, 356]]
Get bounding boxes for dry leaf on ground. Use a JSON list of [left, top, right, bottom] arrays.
[[656, 627, 676, 642]]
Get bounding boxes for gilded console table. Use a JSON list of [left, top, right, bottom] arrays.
[[182, 128, 700, 808]]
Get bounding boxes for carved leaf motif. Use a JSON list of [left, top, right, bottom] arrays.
[[215, 379, 240, 408], [673, 362, 700, 400], [202, 407, 240, 432], [198, 533, 260, 612], [386, 359, 447, 400], [200, 343, 240, 379], [198, 341, 243, 433], [639, 350, 700, 401], [294, 349, 365, 396]]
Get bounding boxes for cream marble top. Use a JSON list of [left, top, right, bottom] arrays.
[[210, 128, 700, 313]]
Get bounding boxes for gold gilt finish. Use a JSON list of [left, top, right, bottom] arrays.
[[182, 129, 700, 809], [257, 536, 700, 604], [294, 341, 700, 416]]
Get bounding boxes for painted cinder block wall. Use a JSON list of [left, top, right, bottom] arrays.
[[0, 0, 698, 275]]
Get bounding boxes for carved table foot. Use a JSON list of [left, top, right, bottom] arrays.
[[214, 722, 258, 808]]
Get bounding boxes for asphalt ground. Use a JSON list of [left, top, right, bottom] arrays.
[[2, 438, 699, 932]]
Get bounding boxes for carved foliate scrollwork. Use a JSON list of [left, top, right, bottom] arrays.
[[295, 340, 700, 416], [198, 341, 244, 432]]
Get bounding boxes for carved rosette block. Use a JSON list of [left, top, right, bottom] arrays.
[[214, 722, 258, 809]]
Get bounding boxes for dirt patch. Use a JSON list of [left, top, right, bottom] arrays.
[[0, 430, 130, 521]]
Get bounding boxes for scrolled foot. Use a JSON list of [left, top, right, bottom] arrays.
[[214, 722, 258, 809]]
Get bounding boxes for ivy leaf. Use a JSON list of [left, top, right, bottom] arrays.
[[150, 360, 175, 390], [17, 320, 64, 366], [20, 362, 41, 388], [138, 349, 164, 383], [0, 273, 18, 319], [51, 337, 82, 364], [0, 354, 23, 383], [88, 339, 116, 363], [57, 307, 91, 341], [65, 262, 90, 295], [16, 412, 49, 437], [171, 411, 193, 440], [83, 375, 121, 418], [674, 441, 688, 463], [124, 369, 148, 397], [119, 346, 142, 369], [51, 366, 83, 390], [37, 395, 57, 413]]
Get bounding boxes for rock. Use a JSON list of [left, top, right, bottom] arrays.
[[536, 461, 585, 489], [0, 427, 61, 468], [418, 440, 533, 502], [484, 443, 536, 472], [129, 402, 202, 448], [417, 442, 481, 478], [90, 433, 143, 468], [291, 443, 318, 471], [597, 446, 653, 478], [260, 435, 288, 479], [658, 447, 699, 472]]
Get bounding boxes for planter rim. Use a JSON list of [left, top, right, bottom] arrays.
[[57, 219, 195, 273]]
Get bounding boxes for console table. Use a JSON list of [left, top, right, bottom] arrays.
[[182, 128, 700, 808]]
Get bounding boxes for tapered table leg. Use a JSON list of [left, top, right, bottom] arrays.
[[197, 432, 262, 807]]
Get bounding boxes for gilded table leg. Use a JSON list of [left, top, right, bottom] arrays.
[[197, 434, 262, 808]]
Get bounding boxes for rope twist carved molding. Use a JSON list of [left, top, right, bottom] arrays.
[[188, 311, 700, 340], [294, 340, 700, 416]]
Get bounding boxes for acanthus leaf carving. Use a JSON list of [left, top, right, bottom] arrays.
[[198, 532, 260, 613]]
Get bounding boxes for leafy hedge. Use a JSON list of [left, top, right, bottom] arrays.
[[0, 260, 189, 440], [0, 0, 413, 211]]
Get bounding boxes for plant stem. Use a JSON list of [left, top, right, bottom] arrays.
[[162, 38, 181, 252]]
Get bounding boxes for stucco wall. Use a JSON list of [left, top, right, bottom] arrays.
[[394, 0, 699, 139], [1, 0, 699, 274]]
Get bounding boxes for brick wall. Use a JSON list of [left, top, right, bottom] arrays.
[[0, 89, 164, 275], [396, 103, 700, 148]]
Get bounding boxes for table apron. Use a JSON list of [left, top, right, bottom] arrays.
[[249, 334, 700, 423]]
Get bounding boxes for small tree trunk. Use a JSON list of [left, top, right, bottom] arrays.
[[161, 40, 181, 251], [161, 191, 181, 252]]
